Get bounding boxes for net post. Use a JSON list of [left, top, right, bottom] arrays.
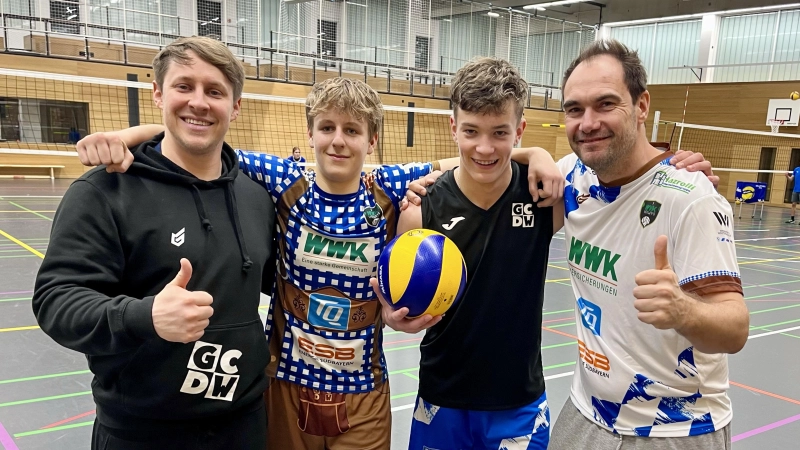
[[651, 111, 660, 142], [677, 123, 685, 150]]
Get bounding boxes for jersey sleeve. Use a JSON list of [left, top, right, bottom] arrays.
[[373, 162, 434, 203], [237, 150, 305, 201], [671, 193, 743, 297]]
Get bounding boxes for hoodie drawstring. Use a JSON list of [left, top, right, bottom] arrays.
[[224, 185, 254, 272], [189, 184, 252, 272], [189, 186, 214, 232]]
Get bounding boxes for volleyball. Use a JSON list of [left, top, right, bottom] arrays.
[[376, 229, 467, 318], [791, 91, 800, 100]]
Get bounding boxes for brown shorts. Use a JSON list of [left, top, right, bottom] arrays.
[[265, 378, 391, 450]]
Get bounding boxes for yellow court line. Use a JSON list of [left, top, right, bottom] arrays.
[[548, 264, 570, 272], [546, 278, 571, 283], [0, 229, 45, 259], [0, 325, 40, 333], [739, 256, 800, 265], [736, 242, 800, 256], [0, 210, 55, 213]]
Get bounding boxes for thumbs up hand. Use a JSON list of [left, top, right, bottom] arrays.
[[152, 259, 214, 343], [633, 236, 692, 330]]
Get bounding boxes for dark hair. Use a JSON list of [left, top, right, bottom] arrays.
[[562, 39, 648, 102]]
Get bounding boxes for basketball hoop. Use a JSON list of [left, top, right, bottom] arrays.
[[768, 119, 786, 134]]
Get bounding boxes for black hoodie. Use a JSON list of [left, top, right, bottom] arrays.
[[33, 134, 276, 429]]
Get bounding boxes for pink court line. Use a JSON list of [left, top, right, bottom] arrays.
[[0, 421, 19, 450], [0, 291, 32, 297], [732, 413, 800, 442]]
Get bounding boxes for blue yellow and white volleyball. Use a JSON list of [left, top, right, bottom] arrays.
[[376, 229, 467, 318]]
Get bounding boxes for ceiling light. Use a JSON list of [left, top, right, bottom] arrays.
[[523, 0, 588, 11], [487, 11, 500, 17]]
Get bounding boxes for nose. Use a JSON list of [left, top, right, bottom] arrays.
[[331, 128, 346, 148], [475, 135, 494, 155], [579, 108, 601, 134], [187, 89, 210, 112]]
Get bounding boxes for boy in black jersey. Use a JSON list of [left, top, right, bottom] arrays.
[[371, 57, 561, 450]]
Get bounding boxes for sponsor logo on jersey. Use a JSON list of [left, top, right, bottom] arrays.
[[290, 325, 366, 372], [308, 293, 352, 331], [717, 237, 734, 244], [442, 216, 465, 230], [650, 170, 696, 194], [512, 203, 535, 228], [713, 211, 730, 227], [577, 193, 590, 204], [578, 340, 610, 378], [171, 227, 185, 247], [568, 238, 621, 282], [640, 200, 662, 228], [577, 297, 602, 336], [297, 227, 378, 276], [179, 341, 242, 401], [363, 204, 383, 227]]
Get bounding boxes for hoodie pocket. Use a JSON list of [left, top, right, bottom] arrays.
[[118, 319, 269, 420]]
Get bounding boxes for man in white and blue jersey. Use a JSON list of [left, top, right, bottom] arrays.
[[548, 40, 749, 450]]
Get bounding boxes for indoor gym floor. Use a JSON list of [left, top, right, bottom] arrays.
[[0, 179, 799, 450]]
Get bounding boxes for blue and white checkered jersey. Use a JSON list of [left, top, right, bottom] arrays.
[[557, 152, 743, 438], [237, 151, 435, 393]]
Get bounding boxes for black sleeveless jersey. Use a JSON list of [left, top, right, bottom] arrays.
[[418, 161, 553, 410]]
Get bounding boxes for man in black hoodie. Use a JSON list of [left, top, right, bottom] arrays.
[[33, 36, 276, 450]]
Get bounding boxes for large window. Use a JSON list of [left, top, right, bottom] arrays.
[[0, 98, 88, 144], [50, 0, 81, 35], [197, 0, 222, 39]]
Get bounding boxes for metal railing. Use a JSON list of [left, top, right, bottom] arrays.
[[0, 17, 564, 110]]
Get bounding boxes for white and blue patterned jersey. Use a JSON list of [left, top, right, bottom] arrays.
[[557, 152, 742, 438], [238, 151, 434, 392]]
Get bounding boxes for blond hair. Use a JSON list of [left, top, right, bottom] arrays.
[[153, 36, 245, 101], [450, 57, 528, 120], [305, 78, 383, 137]]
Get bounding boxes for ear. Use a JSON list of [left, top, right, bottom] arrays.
[[367, 132, 379, 155], [307, 128, 314, 148], [515, 117, 527, 146], [230, 97, 242, 122], [152, 81, 163, 109], [636, 90, 650, 125], [450, 114, 457, 143]]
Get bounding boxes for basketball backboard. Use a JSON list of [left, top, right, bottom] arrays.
[[767, 99, 800, 127]]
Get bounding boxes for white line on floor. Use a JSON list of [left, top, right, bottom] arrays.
[[737, 236, 800, 242], [748, 325, 800, 340]]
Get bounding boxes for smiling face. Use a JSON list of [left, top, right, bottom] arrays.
[[562, 54, 648, 179], [153, 50, 240, 157], [308, 109, 377, 193], [451, 100, 525, 188]]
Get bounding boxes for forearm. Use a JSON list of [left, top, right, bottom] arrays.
[[677, 294, 749, 354], [513, 147, 551, 165], [115, 124, 165, 147], [33, 285, 156, 355]]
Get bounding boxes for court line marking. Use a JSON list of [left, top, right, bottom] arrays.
[[748, 325, 800, 340], [0, 421, 19, 450], [732, 413, 800, 443], [40, 410, 96, 430], [0, 370, 91, 385], [13, 421, 93, 438], [0, 391, 92, 409], [0, 229, 44, 259], [730, 381, 800, 406], [0, 325, 39, 333], [5, 202, 53, 221]]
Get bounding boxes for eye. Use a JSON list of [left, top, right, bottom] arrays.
[[320, 125, 334, 132], [176, 84, 190, 91], [463, 129, 476, 136], [346, 128, 359, 135], [209, 89, 223, 97], [495, 131, 509, 137]]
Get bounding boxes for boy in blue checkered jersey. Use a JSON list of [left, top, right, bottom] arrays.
[[75, 76, 565, 449]]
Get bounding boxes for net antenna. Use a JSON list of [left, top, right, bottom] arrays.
[[768, 119, 786, 134]]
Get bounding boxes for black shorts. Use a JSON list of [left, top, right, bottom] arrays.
[[91, 403, 267, 450]]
